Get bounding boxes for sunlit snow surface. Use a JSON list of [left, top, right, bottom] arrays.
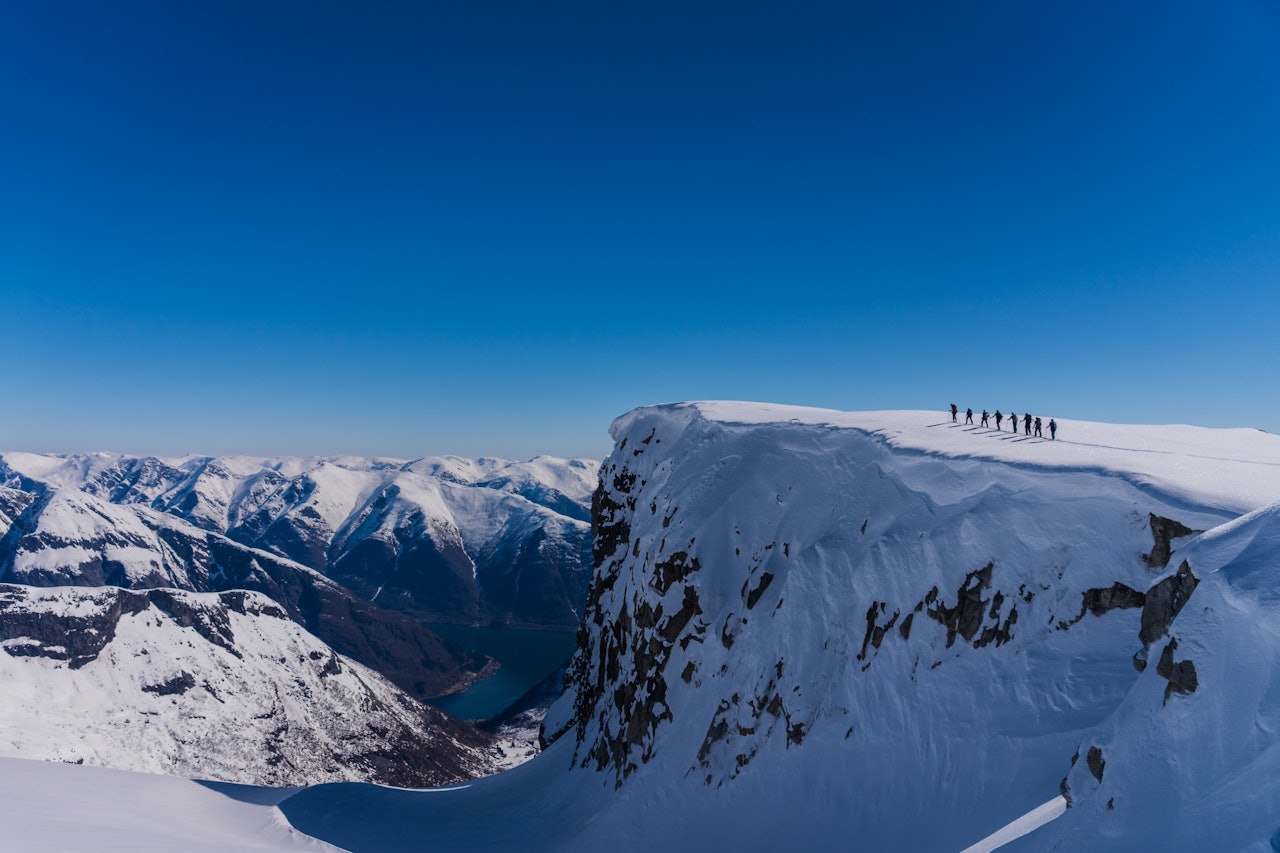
[[7, 404, 1280, 851]]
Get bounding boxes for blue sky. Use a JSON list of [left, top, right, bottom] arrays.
[[2, 1, 1278, 459]]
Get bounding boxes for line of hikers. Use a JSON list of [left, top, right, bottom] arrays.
[[950, 404, 1056, 440]]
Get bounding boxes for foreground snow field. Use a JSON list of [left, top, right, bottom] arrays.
[[6, 404, 1280, 851], [0, 756, 339, 852]]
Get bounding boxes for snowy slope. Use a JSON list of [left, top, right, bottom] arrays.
[[0, 451, 596, 629], [0, 756, 341, 852], [0, 486, 488, 700], [0, 584, 498, 787], [1017, 502, 1280, 852], [278, 403, 1280, 852]]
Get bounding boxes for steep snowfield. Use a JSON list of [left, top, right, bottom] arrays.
[[1021, 502, 1280, 851], [278, 403, 1280, 852], [0, 585, 497, 787]]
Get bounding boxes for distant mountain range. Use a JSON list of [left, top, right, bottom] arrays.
[[0, 452, 595, 631], [0, 451, 597, 786]]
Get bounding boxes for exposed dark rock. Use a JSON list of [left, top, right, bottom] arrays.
[[923, 562, 1017, 649], [654, 551, 698, 596], [660, 587, 703, 644], [1140, 561, 1199, 648], [744, 572, 774, 610], [0, 585, 244, 669], [1155, 637, 1199, 704], [1145, 514, 1198, 569], [143, 672, 197, 696], [1059, 583, 1146, 629], [0, 487, 35, 535], [565, 455, 710, 787], [1087, 745, 1105, 782], [592, 471, 632, 572], [927, 562, 993, 647], [858, 602, 900, 661]]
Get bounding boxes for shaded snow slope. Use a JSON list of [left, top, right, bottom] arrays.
[[0, 451, 596, 629], [0, 755, 341, 852], [281, 403, 1280, 851], [1014, 502, 1280, 851], [0, 584, 497, 787]]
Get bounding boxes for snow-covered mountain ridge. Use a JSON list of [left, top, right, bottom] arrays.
[[0, 484, 486, 700], [0, 583, 497, 787], [277, 403, 1280, 852], [0, 452, 596, 630]]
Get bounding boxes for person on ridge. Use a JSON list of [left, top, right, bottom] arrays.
[[966, 407, 974, 424], [994, 410, 1003, 430], [1008, 411, 1017, 432], [980, 409, 989, 427], [1049, 418, 1057, 440], [951, 403, 958, 422], [1023, 413, 1032, 435], [1034, 416, 1042, 437]]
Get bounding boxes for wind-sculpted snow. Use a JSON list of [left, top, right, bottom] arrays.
[[0, 585, 497, 787], [0, 451, 596, 629], [280, 403, 1280, 852], [1023, 503, 1280, 852]]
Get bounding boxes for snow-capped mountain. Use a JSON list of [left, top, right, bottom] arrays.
[[273, 403, 1280, 852], [0, 452, 596, 630], [0, 583, 497, 787], [0, 485, 486, 700]]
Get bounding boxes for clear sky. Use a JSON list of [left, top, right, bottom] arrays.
[[2, 1, 1278, 460]]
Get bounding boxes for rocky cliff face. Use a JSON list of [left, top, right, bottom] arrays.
[[0, 452, 595, 630], [277, 404, 1280, 852], [0, 584, 497, 787], [535, 403, 1280, 850]]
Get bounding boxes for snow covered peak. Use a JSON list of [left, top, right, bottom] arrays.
[[613, 402, 1280, 513], [277, 402, 1280, 851], [0, 449, 598, 630], [0, 584, 497, 787], [542, 403, 1280, 847]]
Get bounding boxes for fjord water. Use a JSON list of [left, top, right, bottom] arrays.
[[425, 624, 579, 720]]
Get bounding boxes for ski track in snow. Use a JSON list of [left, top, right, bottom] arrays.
[[959, 796, 1069, 853]]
